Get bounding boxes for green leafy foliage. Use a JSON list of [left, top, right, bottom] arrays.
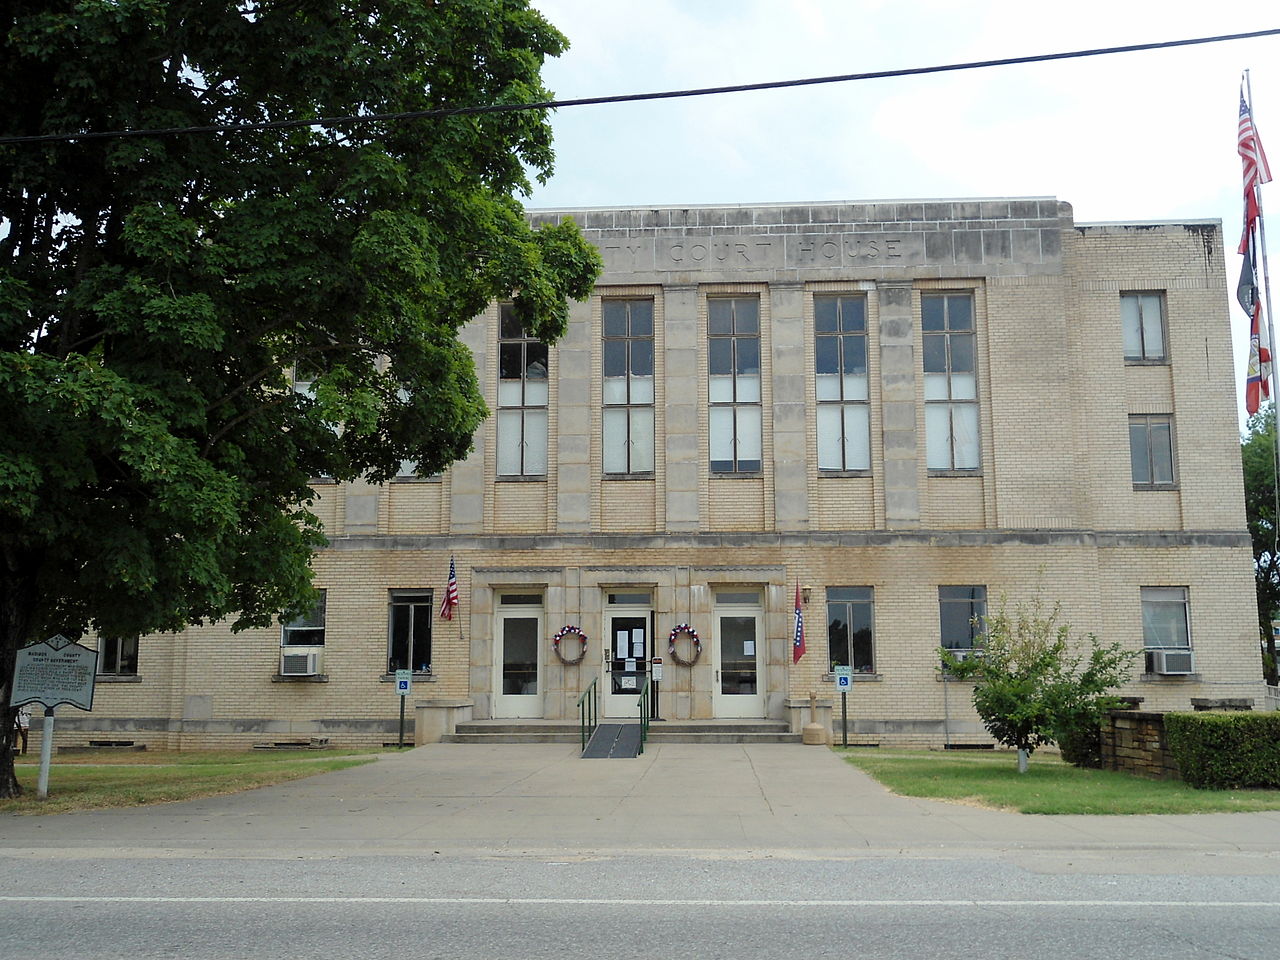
[[1164, 712, 1280, 789], [1241, 405, 1279, 683], [0, 0, 602, 796], [941, 596, 1137, 769]]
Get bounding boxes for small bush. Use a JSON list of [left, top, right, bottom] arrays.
[[1165, 712, 1280, 789]]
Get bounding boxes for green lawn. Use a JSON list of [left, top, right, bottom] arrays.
[[836, 748, 1280, 815], [3, 750, 379, 815]]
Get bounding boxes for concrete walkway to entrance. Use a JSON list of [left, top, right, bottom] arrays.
[[3, 743, 1279, 872]]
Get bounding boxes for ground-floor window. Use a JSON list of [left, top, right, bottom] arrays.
[[826, 587, 874, 673], [98, 636, 138, 676], [388, 591, 433, 673], [938, 584, 986, 664]]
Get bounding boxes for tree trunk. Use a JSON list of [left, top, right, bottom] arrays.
[[0, 547, 38, 798]]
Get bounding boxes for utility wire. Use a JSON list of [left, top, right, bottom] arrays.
[[2, 26, 1278, 146]]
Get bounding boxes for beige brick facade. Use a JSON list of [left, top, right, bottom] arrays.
[[56, 199, 1263, 750]]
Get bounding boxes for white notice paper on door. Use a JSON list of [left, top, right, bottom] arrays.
[[743, 640, 756, 655], [615, 632, 629, 658]]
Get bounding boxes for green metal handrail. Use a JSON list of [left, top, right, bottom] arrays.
[[577, 677, 599, 754], [636, 675, 651, 755]]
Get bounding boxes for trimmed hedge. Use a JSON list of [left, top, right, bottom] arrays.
[[1164, 712, 1280, 789]]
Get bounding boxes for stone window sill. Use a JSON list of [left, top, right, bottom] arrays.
[[271, 674, 330, 683], [95, 674, 142, 683], [822, 672, 882, 682], [378, 673, 437, 682]]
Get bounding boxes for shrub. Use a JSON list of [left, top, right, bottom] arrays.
[[942, 595, 1136, 772], [1165, 712, 1280, 789]]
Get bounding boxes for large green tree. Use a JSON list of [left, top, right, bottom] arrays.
[[0, 0, 601, 796], [1241, 404, 1280, 683]]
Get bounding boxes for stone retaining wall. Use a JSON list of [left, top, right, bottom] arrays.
[[1101, 710, 1180, 780]]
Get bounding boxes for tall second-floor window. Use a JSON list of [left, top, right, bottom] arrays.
[[497, 303, 549, 477], [815, 295, 870, 471], [603, 299, 655, 474], [1121, 292, 1166, 362], [923, 292, 979, 471], [708, 297, 762, 473]]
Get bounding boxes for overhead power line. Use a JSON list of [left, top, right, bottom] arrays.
[[2, 27, 1278, 146]]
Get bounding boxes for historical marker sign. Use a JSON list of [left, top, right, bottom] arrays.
[[10, 634, 98, 711]]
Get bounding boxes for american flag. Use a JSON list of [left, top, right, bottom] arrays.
[[1238, 87, 1272, 254], [439, 556, 459, 620], [792, 581, 806, 664]]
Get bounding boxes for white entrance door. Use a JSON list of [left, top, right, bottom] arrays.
[[712, 600, 764, 718], [603, 606, 651, 718], [493, 600, 542, 718]]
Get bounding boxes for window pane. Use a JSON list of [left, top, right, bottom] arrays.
[[947, 295, 973, 330], [735, 337, 760, 376], [842, 373, 868, 401], [501, 617, 538, 695], [817, 405, 843, 468], [603, 339, 626, 378], [523, 409, 547, 475], [923, 333, 947, 373], [602, 301, 629, 338], [497, 379, 523, 406], [710, 406, 734, 470], [736, 405, 762, 470], [629, 300, 653, 337], [736, 373, 761, 403], [708, 299, 734, 334], [496, 409, 523, 475], [1129, 422, 1151, 484], [709, 337, 733, 376], [603, 376, 629, 404], [525, 342, 548, 379], [841, 297, 866, 333], [842, 336, 867, 376], [499, 304, 522, 339], [949, 372, 977, 400], [1150, 421, 1173, 483], [389, 604, 410, 672], [1141, 295, 1164, 359], [709, 375, 735, 403], [815, 334, 840, 376], [1121, 296, 1143, 358], [603, 408, 628, 473], [843, 404, 871, 470], [630, 374, 654, 404], [1142, 588, 1189, 648], [733, 299, 759, 334], [630, 338, 653, 376], [815, 296, 838, 333], [816, 373, 841, 401], [827, 608, 850, 667], [630, 407, 655, 472], [925, 404, 953, 469], [953, 404, 980, 468], [922, 296, 945, 331], [949, 333, 974, 373], [523, 378, 548, 406], [499, 342, 524, 381], [410, 605, 432, 672]]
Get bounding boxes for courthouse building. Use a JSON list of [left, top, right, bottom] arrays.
[[61, 197, 1264, 748]]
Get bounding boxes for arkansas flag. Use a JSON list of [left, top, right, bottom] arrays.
[[792, 581, 806, 664], [1241, 243, 1272, 415]]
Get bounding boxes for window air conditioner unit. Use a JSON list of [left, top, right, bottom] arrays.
[[950, 649, 983, 661], [280, 647, 321, 677], [1150, 649, 1195, 675]]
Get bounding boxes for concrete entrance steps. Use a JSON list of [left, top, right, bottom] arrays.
[[442, 719, 800, 745]]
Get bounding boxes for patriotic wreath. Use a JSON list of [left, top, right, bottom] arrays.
[[552, 625, 588, 666], [667, 623, 702, 667]]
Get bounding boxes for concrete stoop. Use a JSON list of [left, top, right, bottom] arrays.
[[441, 719, 800, 746]]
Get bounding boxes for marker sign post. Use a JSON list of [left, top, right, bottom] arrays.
[[834, 666, 853, 748], [395, 670, 412, 748], [10, 635, 99, 799]]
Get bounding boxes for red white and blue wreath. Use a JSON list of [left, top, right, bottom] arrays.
[[667, 623, 702, 667], [552, 625, 588, 666]]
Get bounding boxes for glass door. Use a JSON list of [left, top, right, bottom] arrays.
[[712, 596, 764, 718], [493, 598, 543, 718], [603, 612, 649, 717]]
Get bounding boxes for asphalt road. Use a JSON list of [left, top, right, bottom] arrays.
[[5, 856, 1280, 959]]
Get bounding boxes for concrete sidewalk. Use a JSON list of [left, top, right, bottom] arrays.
[[3, 743, 1279, 873]]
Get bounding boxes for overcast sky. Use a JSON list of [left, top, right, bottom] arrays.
[[525, 1, 1279, 427]]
